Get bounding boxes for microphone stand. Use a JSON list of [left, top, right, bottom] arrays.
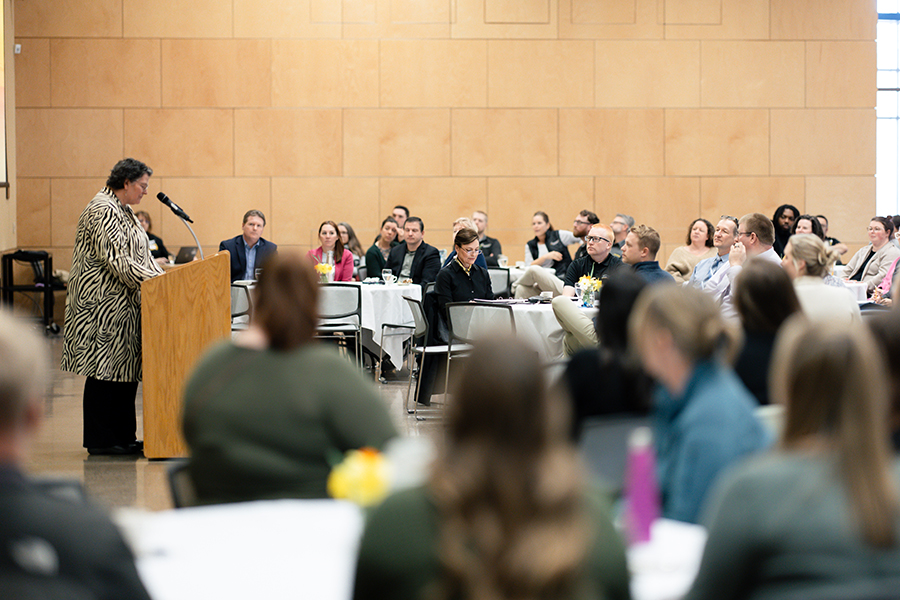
[[180, 218, 205, 260]]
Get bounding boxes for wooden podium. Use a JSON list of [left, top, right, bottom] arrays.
[[141, 252, 231, 458]]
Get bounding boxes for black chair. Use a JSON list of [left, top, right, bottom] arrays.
[[315, 283, 363, 368]]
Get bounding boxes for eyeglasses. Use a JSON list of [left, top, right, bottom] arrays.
[[868, 226, 886, 233], [736, 231, 752, 238], [459, 247, 481, 255], [132, 182, 148, 191], [585, 236, 610, 244], [574, 219, 592, 226]]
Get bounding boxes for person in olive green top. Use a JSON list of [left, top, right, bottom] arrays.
[[182, 252, 397, 505], [353, 338, 630, 600]]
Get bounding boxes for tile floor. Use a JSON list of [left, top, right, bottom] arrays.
[[25, 333, 444, 512]]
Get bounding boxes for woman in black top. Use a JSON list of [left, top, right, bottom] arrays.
[[434, 228, 494, 314]]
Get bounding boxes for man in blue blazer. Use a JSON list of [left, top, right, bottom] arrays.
[[219, 210, 278, 282], [385, 217, 441, 286]]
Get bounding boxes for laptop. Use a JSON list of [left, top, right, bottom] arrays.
[[174, 246, 199, 264]]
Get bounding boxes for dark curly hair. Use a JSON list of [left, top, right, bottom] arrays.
[[106, 158, 152, 190]]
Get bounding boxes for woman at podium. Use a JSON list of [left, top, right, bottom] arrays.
[[61, 158, 164, 456]]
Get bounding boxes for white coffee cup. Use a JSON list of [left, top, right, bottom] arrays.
[[540, 291, 553, 300], [498, 255, 508, 268]]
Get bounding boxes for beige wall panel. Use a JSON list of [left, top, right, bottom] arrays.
[[342, 0, 450, 38], [805, 176, 875, 247], [665, 109, 769, 176], [487, 178, 594, 247], [771, 109, 874, 176], [771, 0, 876, 41], [701, 42, 804, 108], [272, 40, 379, 108], [664, 0, 768, 41], [152, 178, 271, 248], [14, 38, 50, 108], [559, 0, 663, 40], [234, 109, 342, 177], [50, 177, 133, 248], [451, 109, 557, 176], [391, 0, 451, 23], [123, 0, 232, 38], [51, 40, 161, 108], [452, 0, 558, 39], [14, 0, 121, 37], [807, 42, 876, 108], [17, 109, 123, 178], [379, 178, 487, 236], [380, 40, 488, 108], [161, 40, 271, 108], [595, 177, 700, 244], [559, 109, 664, 176], [488, 41, 594, 108], [271, 177, 379, 246], [311, 0, 343, 22], [596, 41, 699, 107], [699, 177, 806, 225], [124, 109, 234, 178], [233, 0, 341, 38], [17, 178, 50, 247], [665, 0, 720, 24], [344, 109, 451, 176], [485, 0, 549, 23]]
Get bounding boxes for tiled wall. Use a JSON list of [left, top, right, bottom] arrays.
[[13, 0, 877, 270]]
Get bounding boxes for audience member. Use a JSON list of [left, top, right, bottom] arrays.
[[563, 270, 652, 438], [219, 209, 278, 282], [664, 218, 716, 283], [686, 216, 737, 290], [183, 252, 397, 504], [365, 217, 398, 277], [872, 245, 900, 307], [569, 209, 601, 260], [135, 210, 170, 266], [353, 337, 630, 600], [0, 311, 151, 600], [609, 213, 634, 257], [868, 311, 900, 451], [685, 318, 900, 600], [385, 217, 441, 286], [816, 214, 849, 260], [62, 158, 164, 456], [441, 218, 487, 270], [629, 285, 768, 523], [845, 216, 900, 295], [391, 205, 409, 243], [512, 211, 573, 298], [307, 221, 354, 282], [790, 213, 824, 239], [621, 224, 675, 284], [771, 203, 799, 257], [732, 260, 802, 406], [707, 213, 780, 320], [337, 222, 364, 280], [472, 210, 502, 266], [551, 223, 625, 355], [783, 234, 861, 323]]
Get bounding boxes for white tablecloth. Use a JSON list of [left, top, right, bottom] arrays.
[[629, 519, 707, 600], [116, 500, 364, 600], [358, 282, 421, 360]]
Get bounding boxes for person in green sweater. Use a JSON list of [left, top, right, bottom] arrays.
[[182, 251, 397, 505], [353, 337, 630, 600]]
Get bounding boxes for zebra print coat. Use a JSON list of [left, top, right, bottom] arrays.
[[62, 188, 164, 382]]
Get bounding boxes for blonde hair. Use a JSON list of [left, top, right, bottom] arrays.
[[629, 224, 661, 257], [772, 316, 898, 547], [0, 311, 47, 432], [452, 217, 476, 233], [786, 233, 841, 277], [629, 285, 741, 365], [429, 337, 589, 600]]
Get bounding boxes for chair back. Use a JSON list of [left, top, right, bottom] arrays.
[[358, 265, 367, 281], [578, 414, 650, 493], [317, 283, 362, 324], [422, 281, 436, 296], [402, 296, 430, 340], [487, 267, 511, 298], [445, 302, 516, 346], [231, 282, 253, 319]]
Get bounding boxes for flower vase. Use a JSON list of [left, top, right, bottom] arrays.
[[582, 289, 593, 307]]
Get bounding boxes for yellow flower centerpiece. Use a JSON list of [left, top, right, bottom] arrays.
[[577, 275, 602, 307], [327, 447, 391, 507], [314, 262, 333, 283]]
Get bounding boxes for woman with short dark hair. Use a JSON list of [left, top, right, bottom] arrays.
[[664, 218, 716, 283], [182, 251, 396, 505]]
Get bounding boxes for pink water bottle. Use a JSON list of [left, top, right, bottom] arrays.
[[624, 426, 660, 545]]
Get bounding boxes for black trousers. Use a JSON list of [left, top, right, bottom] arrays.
[[82, 377, 139, 448]]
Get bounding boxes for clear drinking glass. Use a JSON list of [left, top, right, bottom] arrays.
[[381, 269, 392, 284]]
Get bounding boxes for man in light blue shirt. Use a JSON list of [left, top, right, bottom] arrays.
[[686, 216, 738, 290]]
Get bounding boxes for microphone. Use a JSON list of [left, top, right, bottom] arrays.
[[157, 192, 193, 223]]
